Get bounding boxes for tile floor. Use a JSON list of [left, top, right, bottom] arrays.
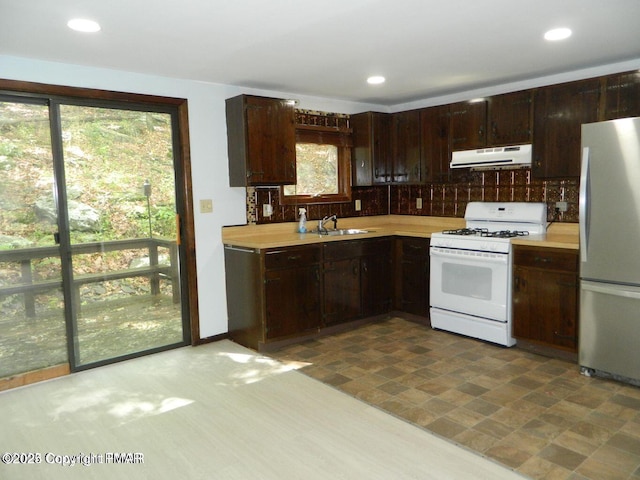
[[270, 317, 640, 480]]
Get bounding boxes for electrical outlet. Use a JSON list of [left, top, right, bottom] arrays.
[[555, 201, 568, 212], [263, 204, 273, 217], [416, 198, 423, 209], [200, 199, 213, 213], [355, 199, 362, 211]]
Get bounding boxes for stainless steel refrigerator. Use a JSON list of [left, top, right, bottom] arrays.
[[579, 116, 640, 386]]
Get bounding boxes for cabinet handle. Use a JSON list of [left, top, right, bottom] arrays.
[[534, 256, 552, 263], [287, 255, 302, 261]]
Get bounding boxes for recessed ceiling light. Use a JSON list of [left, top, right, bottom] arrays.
[[367, 76, 386, 85], [67, 18, 101, 33], [544, 27, 572, 41]]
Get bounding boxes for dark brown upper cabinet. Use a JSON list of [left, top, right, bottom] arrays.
[[391, 110, 423, 183], [487, 90, 533, 146], [420, 105, 451, 183], [225, 94, 296, 186], [351, 111, 392, 186], [533, 78, 601, 178], [603, 71, 640, 120], [450, 100, 487, 150]]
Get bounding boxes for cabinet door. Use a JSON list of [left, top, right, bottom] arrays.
[[450, 100, 487, 150], [361, 252, 392, 317], [513, 267, 578, 351], [351, 112, 392, 186], [396, 238, 430, 316], [512, 265, 532, 339], [513, 247, 579, 352], [420, 106, 450, 183], [488, 90, 532, 146], [392, 110, 422, 183], [245, 96, 296, 185], [265, 265, 321, 339], [323, 258, 361, 326], [603, 71, 640, 120], [533, 79, 600, 178]]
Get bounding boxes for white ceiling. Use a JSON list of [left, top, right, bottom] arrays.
[[1, 0, 640, 106]]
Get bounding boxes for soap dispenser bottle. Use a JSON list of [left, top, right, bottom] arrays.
[[298, 207, 307, 233]]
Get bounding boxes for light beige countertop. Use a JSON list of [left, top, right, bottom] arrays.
[[222, 215, 579, 250], [512, 222, 579, 250]]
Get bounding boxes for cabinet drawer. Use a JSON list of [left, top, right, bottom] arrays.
[[264, 246, 321, 269], [323, 238, 391, 260], [514, 246, 577, 272], [401, 237, 430, 256]]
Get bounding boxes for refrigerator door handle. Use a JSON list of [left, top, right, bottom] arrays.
[[579, 147, 590, 263], [582, 280, 640, 300]]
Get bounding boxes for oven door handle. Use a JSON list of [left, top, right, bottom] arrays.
[[430, 247, 509, 264]]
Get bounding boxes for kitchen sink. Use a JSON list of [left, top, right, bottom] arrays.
[[321, 228, 370, 236]]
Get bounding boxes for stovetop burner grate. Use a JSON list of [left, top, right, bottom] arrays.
[[442, 228, 530, 239], [481, 230, 530, 238]]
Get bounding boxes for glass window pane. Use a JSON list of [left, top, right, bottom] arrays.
[[284, 143, 339, 196], [59, 105, 183, 366], [0, 100, 68, 377]]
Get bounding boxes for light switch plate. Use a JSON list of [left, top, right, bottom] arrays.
[[355, 199, 362, 211], [200, 199, 213, 213], [416, 198, 423, 209], [263, 204, 273, 217]]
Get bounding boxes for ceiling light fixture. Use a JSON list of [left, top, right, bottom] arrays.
[[544, 27, 572, 41], [367, 76, 386, 85], [67, 18, 101, 33]]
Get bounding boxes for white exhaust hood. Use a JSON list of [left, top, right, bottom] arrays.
[[450, 144, 532, 170]]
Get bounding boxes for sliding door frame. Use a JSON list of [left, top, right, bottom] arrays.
[[0, 78, 201, 353]]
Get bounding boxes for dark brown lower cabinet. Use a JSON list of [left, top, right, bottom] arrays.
[[224, 244, 321, 350], [323, 257, 361, 326], [264, 248, 321, 339], [224, 238, 392, 351], [323, 238, 393, 326], [512, 245, 579, 353], [394, 237, 430, 317]]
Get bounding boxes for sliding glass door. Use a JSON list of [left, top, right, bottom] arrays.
[[0, 98, 68, 378], [58, 103, 185, 367], [0, 95, 189, 378]]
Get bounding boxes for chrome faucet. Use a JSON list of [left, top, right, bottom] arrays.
[[318, 214, 338, 233]]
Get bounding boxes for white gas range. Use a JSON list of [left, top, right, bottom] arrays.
[[429, 202, 547, 347]]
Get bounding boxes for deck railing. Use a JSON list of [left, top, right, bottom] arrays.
[[0, 238, 179, 317]]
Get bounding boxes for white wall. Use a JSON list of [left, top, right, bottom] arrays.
[[0, 55, 382, 339]]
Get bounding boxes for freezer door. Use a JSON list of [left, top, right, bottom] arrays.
[[580, 280, 640, 382], [580, 118, 640, 284]]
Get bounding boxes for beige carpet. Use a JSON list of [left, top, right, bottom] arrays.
[[0, 340, 527, 479]]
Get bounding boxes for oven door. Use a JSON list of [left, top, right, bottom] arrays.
[[429, 246, 510, 321]]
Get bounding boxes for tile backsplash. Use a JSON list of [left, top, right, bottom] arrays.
[[249, 168, 579, 224]]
